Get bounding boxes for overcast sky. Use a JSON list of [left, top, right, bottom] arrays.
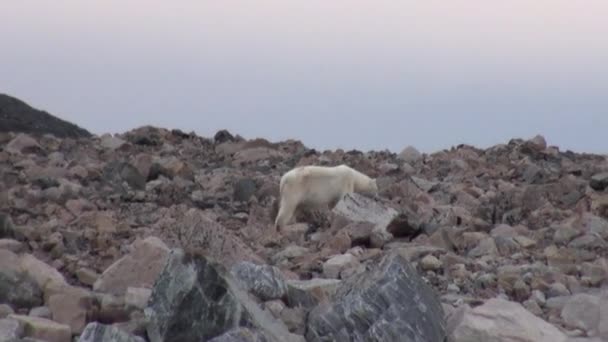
[[1, 1, 607, 154]]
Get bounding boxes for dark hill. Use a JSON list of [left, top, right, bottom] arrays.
[[0, 93, 91, 138]]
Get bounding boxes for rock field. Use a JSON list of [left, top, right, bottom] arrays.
[[1, 120, 608, 341]]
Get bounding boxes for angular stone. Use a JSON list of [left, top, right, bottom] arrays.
[[467, 237, 498, 258], [78, 322, 141, 342], [0, 318, 24, 341], [230, 261, 288, 301], [5, 134, 43, 155], [0, 304, 15, 318], [561, 293, 600, 335], [322, 253, 359, 279], [8, 314, 71, 342], [420, 254, 442, 271], [590, 172, 608, 191], [0, 239, 24, 253], [448, 298, 567, 342], [125, 287, 152, 310], [0, 213, 18, 240], [514, 235, 536, 248], [306, 251, 446, 342], [285, 278, 341, 308], [18, 254, 67, 291], [332, 193, 398, 227], [0, 269, 43, 309], [144, 249, 298, 342], [48, 286, 95, 334], [207, 327, 278, 342], [75, 268, 99, 287], [233, 178, 257, 202], [94, 236, 170, 295], [99, 134, 128, 151], [29, 307, 51, 319]]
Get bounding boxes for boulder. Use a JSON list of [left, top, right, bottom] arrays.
[[93, 236, 170, 295], [0, 269, 43, 309], [0, 318, 24, 341], [144, 249, 300, 342], [230, 261, 288, 301], [448, 298, 567, 342], [8, 314, 72, 342], [78, 322, 141, 342], [590, 172, 608, 191], [306, 251, 446, 342]]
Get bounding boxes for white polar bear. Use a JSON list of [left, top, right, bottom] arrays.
[[274, 164, 378, 230]]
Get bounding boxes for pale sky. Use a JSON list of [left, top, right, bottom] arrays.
[[1, 1, 607, 154]]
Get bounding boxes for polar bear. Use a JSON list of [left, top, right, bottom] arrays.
[[274, 164, 378, 230]]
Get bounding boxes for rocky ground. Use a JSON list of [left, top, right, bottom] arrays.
[[1, 120, 608, 341]]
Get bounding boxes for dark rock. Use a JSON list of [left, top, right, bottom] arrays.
[[0, 270, 43, 309], [119, 163, 146, 190], [306, 251, 446, 342], [233, 178, 257, 202], [590, 172, 608, 191], [385, 212, 423, 240], [144, 249, 298, 342], [0, 213, 17, 239], [214, 130, 235, 144], [0, 93, 91, 138], [230, 262, 288, 301], [208, 327, 273, 342], [78, 322, 141, 342], [123, 126, 163, 146]]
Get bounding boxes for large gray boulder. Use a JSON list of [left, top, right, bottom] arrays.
[[144, 249, 300, 342], [305, 251, 446, 342], [77, 322, 142, 342]]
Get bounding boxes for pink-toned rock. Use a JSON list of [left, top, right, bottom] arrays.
[[69, 165, 88, 179], [48, 286, 95, 334], [93, 236, 170, 295], [8, 314, 71, 342], [322, 253, 360, 279], [65, 198, 94, 216], [398, 146, 422, 163], [0, 239, 24, 253], [131, 153, 153, 180], [5, 134, 42, 155], [448, 298, 567, 342], [18, 254, 67, 291]]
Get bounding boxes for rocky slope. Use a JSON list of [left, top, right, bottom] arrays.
[[1, 123, 608, 342], [0, 94, 91, 139]]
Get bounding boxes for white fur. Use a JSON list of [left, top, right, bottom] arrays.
[[274, 164, 378, 230]]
